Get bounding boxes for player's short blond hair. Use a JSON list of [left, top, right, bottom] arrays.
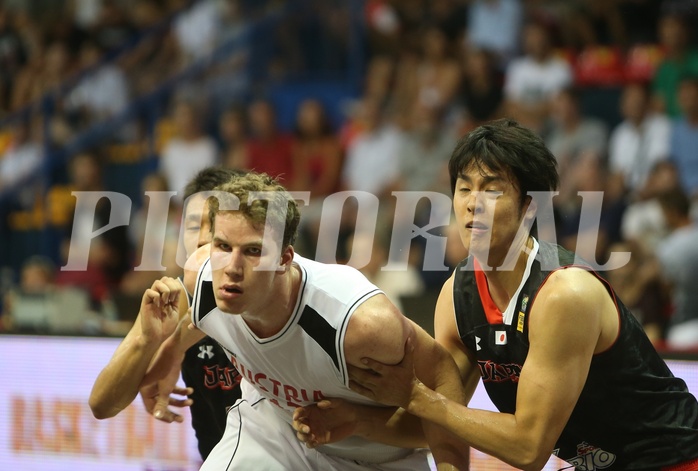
[[208, 172, 300, 248]]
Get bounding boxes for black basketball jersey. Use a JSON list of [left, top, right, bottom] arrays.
[[179, 280, 242, 460], [453, 239, 698, 470]]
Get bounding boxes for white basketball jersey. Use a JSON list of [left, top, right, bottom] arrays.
[[191, 254, 415, 463]]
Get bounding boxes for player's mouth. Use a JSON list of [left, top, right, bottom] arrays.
[[466, 221, 489, 234], [219, 284, 243, 300]]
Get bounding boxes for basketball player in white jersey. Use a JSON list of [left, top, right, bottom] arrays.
[[142, 172, 469, 469]]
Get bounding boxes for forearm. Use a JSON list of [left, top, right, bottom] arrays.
[[409, 384, 548, 471], [89, 328, 160, 419], [422, 350, 471, 469], [140, 317, 205, 386], [353, 405, 427, 449]]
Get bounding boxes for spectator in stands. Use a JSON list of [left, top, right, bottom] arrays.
[[0, 5, 28, 114], [12, 40, 74, 112], [466, 0, 523, 67], [345, 229, 424, 315], [121, 0, 180, 95], [364, 0, 401, 60], [0, 118, 43, 191], [504, 21, 573, 134], [457, 47, 504, 132], [91, 0, 136, 52], [218, 104, 247, 170], [53, 152, 132, 308], [656, 187, 698, 350], [1, 255, 57, 332], [653, 14, 698, 118], [341, 95, 401, 198], [289, 98, 343, 255], [412, 25, 462, 113], [66, 38, 130, 123], [605, 240, 667, 346], [426, 0, 467, 44], [120, 172, 181, 297], [669, 76, 698, 198], [172, 0, 219, 63], [244, 98, 296, 189], [395, 102, 454, 195], [292, 98, 343, 198], [620, 160, 679, 253], [609, 82, 671, 199], [560, 0, 627, 48], [545, 86, 608, 213], [159, 99, 218, 202]]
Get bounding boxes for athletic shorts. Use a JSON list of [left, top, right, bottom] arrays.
[[200, 397, 434, 471]]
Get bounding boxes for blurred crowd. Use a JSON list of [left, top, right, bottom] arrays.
[[0, 0, 697, 352]]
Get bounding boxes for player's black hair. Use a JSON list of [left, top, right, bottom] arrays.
[[182, 167, 245, 201], [448, 118, 559, 203]]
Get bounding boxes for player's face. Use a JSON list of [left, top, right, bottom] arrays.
[[452, 163, 530, 268], [182, 194, 212, 258], [209, 212, 289, 314]]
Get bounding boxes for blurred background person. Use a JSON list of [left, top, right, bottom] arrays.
[[159, 98, 219, 202], [504, 20, 573, 134], [652, 13, 698, 118], [243, 98, 297, 189], [217, 104, 248, 170], [656, 187, 698, 351], [457, 47, 505, 132], [609, 82, 671, 201], [669, 76, 698, 201]]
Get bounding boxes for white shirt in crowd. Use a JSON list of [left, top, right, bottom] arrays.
[[160, 137, 218, 200], [342, 126, 402, 195], [504, 56, 573, 104], [609, 114, 671, 191]]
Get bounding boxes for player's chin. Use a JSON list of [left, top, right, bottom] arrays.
[[215, 296, 244, 314]]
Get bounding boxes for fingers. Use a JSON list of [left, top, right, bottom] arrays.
[[144, 277, 182, 309], [153, 394, 184, 423], [292, 408, 318, 448], [168, 396, 194, 408], [316, 399, 335, 410], [172, 386, 194, 396], [152, 382, 192, 423]]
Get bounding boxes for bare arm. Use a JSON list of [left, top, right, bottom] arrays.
[[349, 269, 617, 470], [345, 294, 470, 466], [406, 270, 612, 470], [89, 277, 186, 419]]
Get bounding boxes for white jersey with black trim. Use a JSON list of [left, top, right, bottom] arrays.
[[191, 254, 417, 464]]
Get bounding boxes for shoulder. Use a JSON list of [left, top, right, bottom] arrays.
[[533, 267, 610, 316], [540, 266, 604, 293], [303, 257, 380, 300], [344, 293, 409, 367]]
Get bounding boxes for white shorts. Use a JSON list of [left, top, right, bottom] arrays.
[[200, 397, 433, 471]]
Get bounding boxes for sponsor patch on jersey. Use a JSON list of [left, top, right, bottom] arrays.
[[495, 331, 507, 345], [475, 336, 482, 351], [565, 442, 617, 470], [520, 294, 529, 312], [517, 311, 525, 333]]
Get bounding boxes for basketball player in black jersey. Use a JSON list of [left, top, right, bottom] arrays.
[[296, 119, 698, 470], [90, 167, 243, 460]]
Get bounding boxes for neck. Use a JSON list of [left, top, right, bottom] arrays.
[[479, 236, 533, 311], [241, 264, 300, 338]]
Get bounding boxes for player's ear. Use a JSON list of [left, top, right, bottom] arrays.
[[277, 245, 295, 273], [522, 195, 536, 220]]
